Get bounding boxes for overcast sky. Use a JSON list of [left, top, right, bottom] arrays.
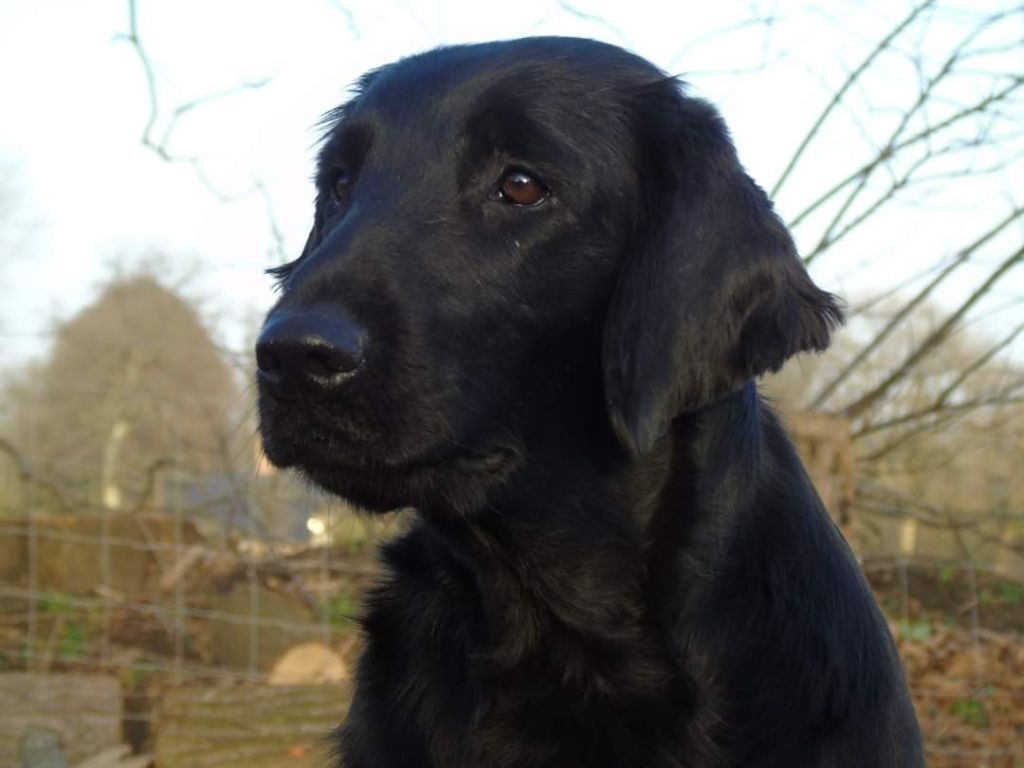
[[1, 0, 1020, 370]]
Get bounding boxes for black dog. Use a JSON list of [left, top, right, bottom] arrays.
[[256, 37, 924, 767]]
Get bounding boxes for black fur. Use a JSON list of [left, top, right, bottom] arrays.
[[257, 37, 924, 767]]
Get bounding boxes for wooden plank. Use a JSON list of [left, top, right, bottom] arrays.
[[154, 683, 350, 768], [74, 745, 152, 768], [0, 673, 122, 767]]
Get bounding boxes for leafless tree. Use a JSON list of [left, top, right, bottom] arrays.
[[3, 271, 243, 512], [772, 2, 1023, 420]]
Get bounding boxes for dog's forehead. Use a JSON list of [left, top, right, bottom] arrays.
[[315, 38, 669, 188], [349, 37, 660, 130]]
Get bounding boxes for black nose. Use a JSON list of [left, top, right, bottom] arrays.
[[256, 308, 366, 400]]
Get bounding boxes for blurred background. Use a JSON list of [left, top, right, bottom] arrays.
[[0, 1, 1021, 766]]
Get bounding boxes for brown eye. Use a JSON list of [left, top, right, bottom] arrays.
[[333, 170, 352, 204], [497, 169, 548, 206]]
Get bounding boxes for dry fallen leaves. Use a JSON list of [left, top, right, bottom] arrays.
[[890, 617, 1024, 767]]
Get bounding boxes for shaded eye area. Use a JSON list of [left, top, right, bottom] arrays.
[[495, 169, 548, 206], [333, 169, 353, 206]]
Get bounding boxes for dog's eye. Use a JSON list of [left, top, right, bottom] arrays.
[[496, 169, 548, 206], [333, 170, 353, 205]]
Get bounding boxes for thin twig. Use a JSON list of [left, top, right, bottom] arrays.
[[811, 207, 1024, 409], [789, 75, 1024, 231], [771, 0, 938, 197], [118, 0, 272, 201], [841, 243, 1024, 419]]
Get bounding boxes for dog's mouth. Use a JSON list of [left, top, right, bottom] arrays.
[[261, 418, 516, 478], [305, 441, 513, 476], [264, 425, 519, 512], [257, 381, 522, 510]]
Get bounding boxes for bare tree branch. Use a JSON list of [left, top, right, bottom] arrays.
[[554, 1, 632, 46], [122, 0, 159, 146], [770, 0, 938, 197], [789, 74, 1024, 232], [800, 9, 1021, 264], [856, 490, 1024, 557], [841, 242, 1024, 419], [847, 258, 954, 316], [913, 318, 1023, 403], [0, 435, 75, 513], [852, 319, 1024, 440], [326, 0, 361, 39], [804, 122, 1024, 267], [158, 78, 272, 153], [811, 207, 1024, 409], [254, 180, 288, 265], [855, 383, 1024, 441], [802, 150, 932, 263], [668, 12, 780, 71], [118, 0, 272, 201]]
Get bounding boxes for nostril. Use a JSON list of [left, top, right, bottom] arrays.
[[305, 350, 332, 378], [304, 345, 360, 378]]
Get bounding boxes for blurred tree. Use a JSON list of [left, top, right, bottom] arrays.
[[6, 272, 242, 512]]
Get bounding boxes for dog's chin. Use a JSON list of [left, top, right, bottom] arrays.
[[298, 464, 424, 512], [260, 426, 520, 514]]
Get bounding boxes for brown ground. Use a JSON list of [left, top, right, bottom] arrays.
[[867, 562, 1024, 767]]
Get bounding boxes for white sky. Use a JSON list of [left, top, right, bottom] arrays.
[[1, 0, 1021, 371]]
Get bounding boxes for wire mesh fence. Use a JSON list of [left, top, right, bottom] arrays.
[[0, 397, 1021, 766]]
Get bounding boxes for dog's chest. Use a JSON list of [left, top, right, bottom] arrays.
[[343, 527, 689, 767]]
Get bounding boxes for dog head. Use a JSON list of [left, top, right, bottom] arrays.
[[256, 37, 841, 511]]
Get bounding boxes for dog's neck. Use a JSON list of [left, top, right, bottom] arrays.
[[417, 384, 766, 669]]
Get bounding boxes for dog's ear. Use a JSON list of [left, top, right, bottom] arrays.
[[603, 89, 843, 456]]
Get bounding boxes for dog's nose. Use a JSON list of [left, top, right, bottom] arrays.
[[256, 309, 366, 400]]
